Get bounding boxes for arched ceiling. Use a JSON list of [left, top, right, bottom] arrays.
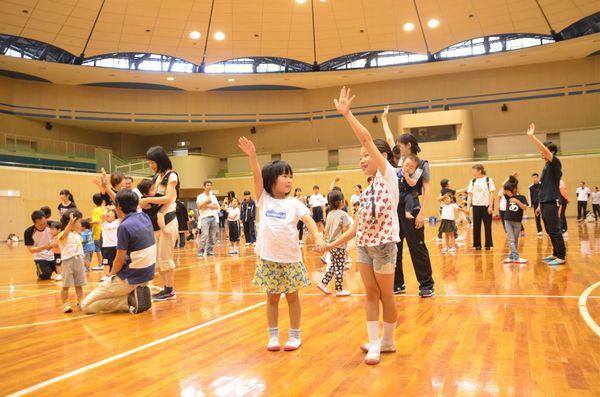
[[1, 0, 599, 65]]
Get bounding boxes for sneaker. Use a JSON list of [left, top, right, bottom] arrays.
[[547, 259, 566, 266], [474, 246, 482, 251], [393, 285, 406, 295], [54, 274, 63, 281], [441, 248, 448, 254], [267, 336, 280, 351], [299, 241, 304, 246], [360, 342, 397, 353], [63, 302, 73, 313], [317, 282, 332, 295], [365, 346, 381, 365], [503, 258, 514, 264], [515, 257, 528, 264], [448, 247, 457, 253], [435, 237, 443, 243], [207, 252, 214, 256], [152, 289, 165, 299], [520, 232, 525, 238], [152, 291, 176, 302], [92, 265, 104, 271], [455, 236, 465, 242], [100, 275, 109, 282], [51, 274, 57, 280], [537, 232, 543, 238], [419, 288, 435, 298], [485, 246, 492, 251], [245, 243, 250, 247], [562, 232, 568, 238], [336, 290, 352, 297], [542, 256, 555, 263], [197, 251, 204, 257], [128, 286, 152, 313], [284, 338, 302, 351]]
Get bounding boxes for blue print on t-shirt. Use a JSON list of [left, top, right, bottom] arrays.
[[265, 209, 286, 219]]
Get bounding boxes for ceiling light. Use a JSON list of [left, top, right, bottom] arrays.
[[295, 0, 307, 3], [427, 19, 440, 28], [166, 77, 175, 81], [228, 78, 235, 82], [403, 23, 415, 32], [189, 31, 201, 40], [214, 31, 225, 40]]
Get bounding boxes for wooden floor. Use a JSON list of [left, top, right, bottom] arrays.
[[1, 218, 599, 397]]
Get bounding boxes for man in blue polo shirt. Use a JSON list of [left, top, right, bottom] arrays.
[[81, 189, 156, 314]]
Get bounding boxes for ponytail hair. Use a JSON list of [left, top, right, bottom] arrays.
[[472, 164, 486, 175], [59, 189, 75, 204], [373, 138, 397, 167], [397, 133, 421, 154]]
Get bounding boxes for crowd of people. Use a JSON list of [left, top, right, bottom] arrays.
[[19, 86, 595, 366]]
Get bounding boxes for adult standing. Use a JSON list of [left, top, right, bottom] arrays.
[[382, 106, 434, 297], [196, 180, 220, 256], [592, 187, 600, 221], [527, 123, 566, 265], [575, 181, 591, 222], [139, 146, 179, 301], [528, 173, 543, 237], [467, 164, 496, 250], [559, 179, 569, 236], [57, 189, 77, 216]]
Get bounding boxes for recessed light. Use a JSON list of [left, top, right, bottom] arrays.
[[295, 0, 307, 3], [403, 23, 415, 32], [22, 9, 28, 13], [145, 29, 151, 33], [189, 31, 201, 40], [359, 29, 365, 33], [254, 34, 259, 38], [427, 19, 440, 28], [228, 78, 235, 82], [167, 76, 175, 81], [214, 31, 225, 40], [468, 14, 474, 18]]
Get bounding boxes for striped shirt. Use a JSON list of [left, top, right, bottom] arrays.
[[116, 211, 156, 285]]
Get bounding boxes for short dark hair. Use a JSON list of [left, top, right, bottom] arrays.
[[404, 153, 420, 165], [367, 176, 373, 184], [110, 172, 125, 188], [327, 189, 344, 210], [294, 187, 302, 194], [313, 185, 319, 190], [92, 193, 104, 206], [543, 141, 558, 155], [531, 173, 539, 177], [243, 190, 251, 196], [503, 182, 517, 194], [106, 208, 118, 219], [31, 210, 45, 223], [40, 206, 51, 218], [48, 221, 62, 230], [146, 146, 172, 173], [81, 219, 91, 230], [354, 184, 362, 191], [262, 160, 293, 195], [137, 178, 154, 196], [440, 178, 449, 188], [125, 176, 134, 182], [203, 180, 213, 186], [60, 209, 83, 229], [115, 189, 139, 214]]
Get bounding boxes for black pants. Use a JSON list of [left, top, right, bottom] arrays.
[[541, 201, 566, 260], [577, 201, 588, 220], [593, 204, 600, 220], [34, 259, 56, 280], [472, 205, 493, 248], [297, 220, 304, 241], [178, 232, 185, 248], [394, 203, 434, 291], [243, 220, 256, 243], [559, 199, 568, 232], [533, 203, 543, 233]]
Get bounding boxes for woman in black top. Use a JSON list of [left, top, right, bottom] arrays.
[[58, 189, 77, 216]]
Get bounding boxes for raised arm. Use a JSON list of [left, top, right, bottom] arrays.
[[335, 87, 388, 175], [58, 212, 75, 241], [381, 105, 395, 150], [329, 175, 341, 192], [238, 137, 264, 200], [527, 123, 553, 161]]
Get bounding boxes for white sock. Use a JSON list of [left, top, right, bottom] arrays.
[[268, 327, 279, 339], [382, 322, 396, 346], [366, 321, 380, 350]]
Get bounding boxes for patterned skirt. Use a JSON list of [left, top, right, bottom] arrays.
[[439, 219, 458, 233], [252, 258, 311, 294]]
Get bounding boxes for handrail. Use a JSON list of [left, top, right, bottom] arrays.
[[0, 160, 95, 173], [2, 133, 111, 159]]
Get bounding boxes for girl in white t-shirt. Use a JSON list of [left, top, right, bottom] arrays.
[[227, 198, 241, 254], [350, 184, 362, 212], [437, 193, 460, 254], [238, 136, 325, 352], [323, 87, 400, 366], [100, 209, 119, 282]]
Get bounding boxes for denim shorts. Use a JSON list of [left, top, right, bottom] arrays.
[[356, 242, 397, 274]]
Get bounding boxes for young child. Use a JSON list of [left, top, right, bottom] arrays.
[[399, 154, 423, 219], [48, 221, 63, 281], [57, 210, 86, 313], [317, 189, 352, 296], [137, 178, 165, 231], [325, 86, 400, 365], [437, 193, 460, 254], [350, 184, 362, 210], [238, 136, 325, 352], [503, 182, 529, 264], [227, 198, 241, 254], [90, 193, 105, 271], [81, 220, 95, 271], [100, 209, 119, 282], [309, 185, 327, 236]]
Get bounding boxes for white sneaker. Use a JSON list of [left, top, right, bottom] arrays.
[[515, 257, 528, 264], [440, 248, 448, 254], [267, 336, 280, 351], [100, 275, 109, 282], [562, 232, 568, 238], [299, 241, 304, 245], [436, 238, 443, 243], [537, 232, 543, 238], [284, 338, 301, 351], [54, 274, 63, 281], [365, 346, 381, 365], [317, 282, 332, 295], [455, 236, 465, 241], [336, 290, 352, 297], [62, 302, 73, 313], [503, 258, 513, 264], [448, 247, 457, 253]]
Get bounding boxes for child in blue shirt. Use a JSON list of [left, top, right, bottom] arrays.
[[81, 219, 95, 272]]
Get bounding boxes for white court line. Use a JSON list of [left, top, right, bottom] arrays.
[[0, 291, 56, 303], [578, 280, 600, 337], [7, 301, 266, 397], [0, 314, 96, 331]]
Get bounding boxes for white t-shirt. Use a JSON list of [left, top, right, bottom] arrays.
[[576, 187, 591, 201], [356, 162, 400, 247], [196, 192, 219, 219], [153, 172, 178, 214], [102, 220, 119, 247], [441, 203, 458, 221], [498, 189, 507, 211], [227, 207, 240, 221], [592, 191, 600, 205], [132, 188, 143, 199], [309, 194, 327, 208], [256, 192, 310, 263], [58, 231, 84, 261], [350, 194, 361, 206], [467, 176, 496, 206]]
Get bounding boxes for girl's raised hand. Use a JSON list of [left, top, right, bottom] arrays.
[[333, 86, 355, 115], [526, 123, 535, 136], [382, 105, 389, 119], [238, 136, 257, 157]]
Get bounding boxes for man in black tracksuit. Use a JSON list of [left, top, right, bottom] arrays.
[[240, 190, 256, 245], [528, 173, 543, 236]]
